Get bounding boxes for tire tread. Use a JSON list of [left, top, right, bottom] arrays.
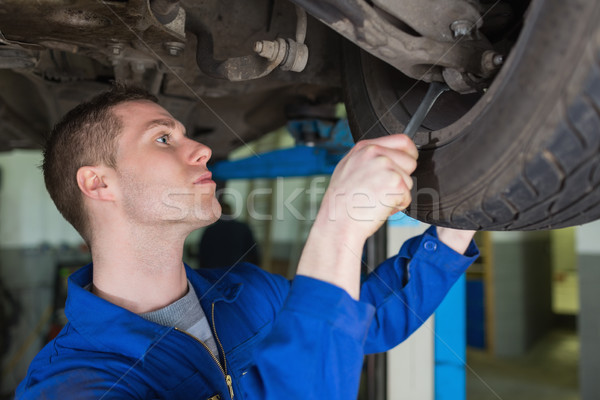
[[466, 48, 600, 230]]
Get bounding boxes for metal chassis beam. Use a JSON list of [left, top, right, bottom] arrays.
[[290, 0, 489, 82]]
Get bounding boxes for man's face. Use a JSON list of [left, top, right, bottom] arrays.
[[111, 100, 221, 228]]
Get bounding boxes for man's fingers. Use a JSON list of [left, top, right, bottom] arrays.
[[360, 145, 418, 177], [374, 163, 414, 211], [399, 169, 414, 192], [354, 134, 418, 160], [382, 190, 412, 213]]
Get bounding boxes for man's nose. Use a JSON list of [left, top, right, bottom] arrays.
[[187, 139, 212, 165]]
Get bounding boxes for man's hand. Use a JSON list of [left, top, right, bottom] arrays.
[[319, 134, 418, 244], [296, 134, 418, 299]]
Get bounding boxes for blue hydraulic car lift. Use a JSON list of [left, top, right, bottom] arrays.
[[211, 119, 354, 180], [210, 118, 467, 400]]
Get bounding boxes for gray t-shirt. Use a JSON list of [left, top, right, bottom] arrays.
[[140, 281, 219, 357]]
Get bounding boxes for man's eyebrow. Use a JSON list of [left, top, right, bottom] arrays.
[[142, 119, 188, 137], [143, 119, 177, 132]]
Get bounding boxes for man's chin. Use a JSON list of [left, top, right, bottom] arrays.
[[157, 207, 221, 228], [205, 211, 222, 225], [191, 208, 222, 227]]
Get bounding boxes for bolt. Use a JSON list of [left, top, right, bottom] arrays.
[[493, 54, 504, 66], [164, 42, 185, 57], [450, 20, 474, 38], [109, 43, 124, 56], [132, 62, 146, 73], [253, 40, 279, 61], [481, 51, 505, 75]]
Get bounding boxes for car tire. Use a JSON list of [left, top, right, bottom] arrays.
[[343, 0, 600, 230]]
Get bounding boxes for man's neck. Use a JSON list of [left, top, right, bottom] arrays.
[[90, 224, 190, 314]]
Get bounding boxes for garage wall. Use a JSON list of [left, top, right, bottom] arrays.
[[550, 228, 576, 274], [0, 150, 86, 394], [386, 223, 434, 400], [490, 231, 553, 357], [577, 219, 600, 400], [0, 150, 82, 247]]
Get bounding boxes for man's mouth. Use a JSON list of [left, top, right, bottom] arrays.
[[194, 172, 214, 185]]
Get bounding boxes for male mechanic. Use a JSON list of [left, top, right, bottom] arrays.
[[16, 85, 478, 399]]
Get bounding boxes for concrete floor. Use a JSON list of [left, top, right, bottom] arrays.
[[466, 329, 579, 400]]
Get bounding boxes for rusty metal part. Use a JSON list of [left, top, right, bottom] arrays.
[[0, 0, 185, 63], [373, 0, 482, 42], [0, 0, 342, 158], [195, 4, 309, 81], [150, 0, 180, 25], [195, 28, 284, 81], [439, 50, 505, 93], [164, 41, 185, 56], [442, 68, 477, 93], [481, 50, 504, 76], [290, 0, 491, 82], [0, 48, 37, 69], [280, 38, 309, 72], [254, 40, 282, 61], [0, 0, 188, 89], [254, 38, 309, 73], [450, 20, 478, 39], [294, 4, 308, 44]]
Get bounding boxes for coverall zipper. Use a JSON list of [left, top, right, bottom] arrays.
[[174, 302, 234, 399]]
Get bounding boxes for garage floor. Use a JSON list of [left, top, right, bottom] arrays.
[[466, 329, 579, 400]]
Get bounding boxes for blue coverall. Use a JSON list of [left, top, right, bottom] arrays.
[[16, 226, 479, 399]]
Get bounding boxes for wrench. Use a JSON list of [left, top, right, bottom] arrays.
[[404, 81, 449, 139]]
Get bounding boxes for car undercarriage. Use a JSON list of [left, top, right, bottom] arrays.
[[1, 0, 600, 231]]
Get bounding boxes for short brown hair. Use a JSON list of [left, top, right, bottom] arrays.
[[42, 84, 157, 243]]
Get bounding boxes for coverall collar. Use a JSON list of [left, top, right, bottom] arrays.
[[65, 263, 242, 360]]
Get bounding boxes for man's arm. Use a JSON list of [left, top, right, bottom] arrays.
[[248, 134, 477, 399], [360, 225, 478, 353], [296, 134, 475, 299], [248, 135, 416, 399], [296, 134, 418, 299], [437, 226, 476, 254]]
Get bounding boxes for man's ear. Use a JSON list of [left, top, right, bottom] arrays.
[[76, 166, 117, 202]]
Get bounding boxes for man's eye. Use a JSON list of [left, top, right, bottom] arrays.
[[156, 134, 170, 144]]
